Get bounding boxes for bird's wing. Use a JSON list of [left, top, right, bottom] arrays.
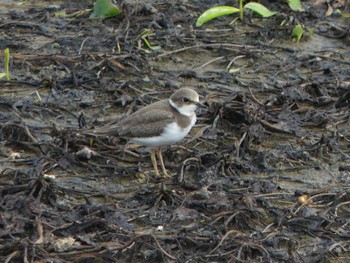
[[117, 108, 175, 138], [92, 101, 175, 138]]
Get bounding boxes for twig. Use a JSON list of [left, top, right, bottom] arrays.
[[150, 234, 177, 260], [197, 56, 225, 69], [209, 229, 243, 254], [157, 43, 250, 58]]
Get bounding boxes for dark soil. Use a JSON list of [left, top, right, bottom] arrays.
[[1, 0, 350, 262]]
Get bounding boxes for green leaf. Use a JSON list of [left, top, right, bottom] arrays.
[[90, 0, 121, 19], [228, 67, 240, 74], [287, 0, 305, 12], [291, 24, 303, 43], [307, 28, 314, 38], [244, 2, 278, 18], [0, 73, 6, 79], [196, 6, 240, 27], [54, 11, 67, 18]]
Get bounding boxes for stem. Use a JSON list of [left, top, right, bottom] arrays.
[[239, 0, 243, 20], [4, 48, 10, 80]]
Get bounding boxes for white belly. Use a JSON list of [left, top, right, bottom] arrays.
[[130, 115, 196, 147]]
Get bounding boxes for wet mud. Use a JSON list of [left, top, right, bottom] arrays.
[[0, 0, 350, 262]]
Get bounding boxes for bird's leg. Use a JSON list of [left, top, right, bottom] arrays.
[[156, 148, 169, 177], [151, 149, 160, 177]]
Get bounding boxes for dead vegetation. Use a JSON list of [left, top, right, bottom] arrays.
[[0, 0, 350, 262]]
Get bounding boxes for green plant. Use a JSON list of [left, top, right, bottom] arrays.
[[137, 29, 161, 51], [90, 0, 121, 19], [196, 0, 277, 27], [287, 0, 304, 12], [196, 0, 310, 43], [291, 23, 303, 43], [291, 23, 314, 43], [0, 48, 10, 80]]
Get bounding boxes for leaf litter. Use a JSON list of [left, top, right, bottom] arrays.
[[0, 0, 350, 262]]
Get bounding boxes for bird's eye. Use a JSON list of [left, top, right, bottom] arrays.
[[182, 97, 190, 103]]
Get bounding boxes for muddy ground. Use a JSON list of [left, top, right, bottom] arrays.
[[0, 0, 350, 262]]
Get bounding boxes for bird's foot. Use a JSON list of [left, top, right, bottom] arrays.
[[153, 169, 175, 178]]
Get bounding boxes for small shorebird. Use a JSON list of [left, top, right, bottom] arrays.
[[91, 88, 205, 177]]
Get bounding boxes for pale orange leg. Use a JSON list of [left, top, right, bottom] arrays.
[[150, 149, 160, 177], [156, 148, 169, 177]]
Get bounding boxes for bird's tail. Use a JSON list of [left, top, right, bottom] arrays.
[[83, 124, 120, 137]]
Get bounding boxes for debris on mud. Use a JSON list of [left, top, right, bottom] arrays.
[[1, 0, 349, 262]]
